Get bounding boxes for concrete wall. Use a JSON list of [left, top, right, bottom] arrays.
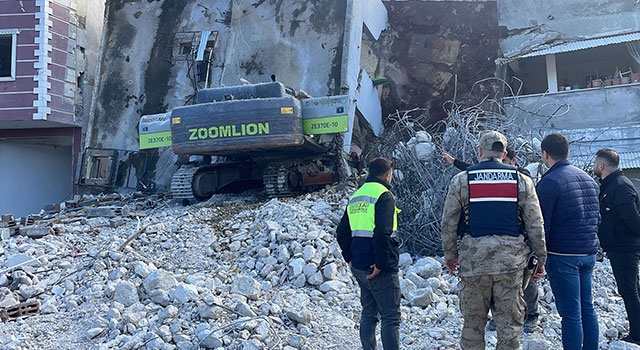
[[75, 0, 106, 130], [0, 141, 72, 218], [221, 0, 345, 95], [504, 83, 640, 131], [498, 0, 640, 58], [504, 83, 640, 173]]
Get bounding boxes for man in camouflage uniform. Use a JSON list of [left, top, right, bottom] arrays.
[[441, 131, 547, 350]]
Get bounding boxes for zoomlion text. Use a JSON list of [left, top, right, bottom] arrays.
[[188, 123, 270, 140]]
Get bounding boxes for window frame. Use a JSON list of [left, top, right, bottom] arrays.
[[0, 29, 19, 82]]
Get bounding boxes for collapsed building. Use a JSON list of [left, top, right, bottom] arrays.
[[1, 0, 639, 215]]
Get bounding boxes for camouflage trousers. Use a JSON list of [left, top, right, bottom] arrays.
[[459, 270, 526, 350]]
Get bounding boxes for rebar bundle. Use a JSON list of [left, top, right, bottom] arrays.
[[373, 79, 545, 256]]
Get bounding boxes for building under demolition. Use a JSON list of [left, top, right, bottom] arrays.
[[1, 0, 640, 217]]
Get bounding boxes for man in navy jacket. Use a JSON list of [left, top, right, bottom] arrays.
[[536, 133, 600, 350], [594, 148, 640, 345]]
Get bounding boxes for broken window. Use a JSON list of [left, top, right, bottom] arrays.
[[79, 148, 148, 189], [155, 30, 219, 87], [0, 30, 18, 81]]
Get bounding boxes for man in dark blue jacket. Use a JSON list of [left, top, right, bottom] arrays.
[[536, 133, 600, 349], [594, 148, 640, 345], [336, 157, 400, 350]]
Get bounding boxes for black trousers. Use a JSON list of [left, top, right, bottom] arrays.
[[608, 250, 640, 339], [524, 278, 539, 316]]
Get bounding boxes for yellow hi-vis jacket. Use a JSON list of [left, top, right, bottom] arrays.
[[347, 182, 399, 238]]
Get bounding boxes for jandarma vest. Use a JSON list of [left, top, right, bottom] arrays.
[[466, 161, 520, 237], [347, 182, 398, 238]]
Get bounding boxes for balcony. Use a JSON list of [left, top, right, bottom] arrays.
[[503, 82, 640, 131]]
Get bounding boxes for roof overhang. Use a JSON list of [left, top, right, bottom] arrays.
[[571, 151, 640, 170], [617, 152, 640, 170], [499, 31, 640, 64], [554, 126, 640, 170]]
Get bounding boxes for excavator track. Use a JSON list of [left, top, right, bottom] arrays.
[[263, 163, 293, 198], [173, 156, 340, 201], [170, 165, 199, 204]]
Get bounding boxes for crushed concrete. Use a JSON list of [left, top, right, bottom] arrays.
[[0, 189, 638, 349]]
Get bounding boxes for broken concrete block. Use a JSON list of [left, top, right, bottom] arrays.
[[42, 203, 61, 214], [65, 199, 80, 209], [20, 227, 53, 239], [0, 300, 41, 321], [0, 228, 9, 241], [0, 216, 19, 238], [3, 254, 34, 268], [78, 198, 99, 207], [86, 207, 118, 218]]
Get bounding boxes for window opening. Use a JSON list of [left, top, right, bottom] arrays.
[[197, 39, 216, 85], [79, 148, 148, 189], [0, 31, 17, 81]]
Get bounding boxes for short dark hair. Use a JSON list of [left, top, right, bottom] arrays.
[[596, 148, 620, 168], [506, 147, 516, 160], [541, 133, 569, 160], [369, 157, 393, 179]]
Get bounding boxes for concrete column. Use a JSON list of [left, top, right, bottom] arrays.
[[340, 0, 387, 153], [546, 54, 558, 93]]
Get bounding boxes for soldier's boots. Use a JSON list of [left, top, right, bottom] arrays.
[[522, 314, 541, 333]]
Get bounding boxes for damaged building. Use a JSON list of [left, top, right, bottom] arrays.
[[2, 0, 640, 216], [498, 0, 640, 187], [80, 0, 504, 201]]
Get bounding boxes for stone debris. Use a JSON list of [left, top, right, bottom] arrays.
[[0, 215, 19, 240], [0, 189, 637, 349], [0, 300, 41, 321]]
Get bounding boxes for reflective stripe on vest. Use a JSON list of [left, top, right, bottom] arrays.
[[347, 182, 398, 238], [466, 162, 519, 237]]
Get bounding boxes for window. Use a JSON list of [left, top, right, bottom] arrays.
[[196, 40, 216, 84], [0, 30, 18, 81], [180, 43, 192, 56]]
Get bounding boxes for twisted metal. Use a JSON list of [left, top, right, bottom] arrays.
[[372, 78, 551, 256]]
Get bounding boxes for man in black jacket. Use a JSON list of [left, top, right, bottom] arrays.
[[443, 147, 532, 177], [594, 148, 640, 345], [336, 157, 400, 350]]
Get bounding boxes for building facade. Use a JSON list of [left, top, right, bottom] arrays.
[[0, 0, 104, 217]]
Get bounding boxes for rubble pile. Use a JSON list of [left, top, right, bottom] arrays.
[[0, 190, 638, 349], [376, 101, 545, 257]]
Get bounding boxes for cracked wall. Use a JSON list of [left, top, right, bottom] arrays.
[[498, 0, 640, 58]]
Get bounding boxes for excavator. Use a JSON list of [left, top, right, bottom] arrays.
[[139, 82, 363, 204]]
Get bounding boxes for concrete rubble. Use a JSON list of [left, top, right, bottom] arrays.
[[0, 189, 638, 349]]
